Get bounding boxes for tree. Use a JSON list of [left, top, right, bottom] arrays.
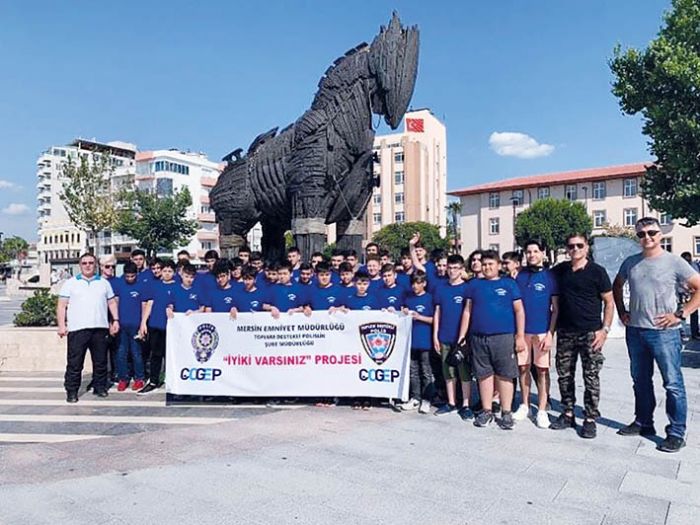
[[514, 198, 592, 256], [59, 153, 119, 255], [372, 221, 448, 260], [116, 187, 199, 258], [0, 236, 29, 264], [610, 0, 700, 225]]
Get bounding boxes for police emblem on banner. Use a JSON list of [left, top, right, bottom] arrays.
[[359, 322, 397, 365], [191, 323, 219, 363]]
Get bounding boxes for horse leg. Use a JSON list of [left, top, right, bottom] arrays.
[[261, 219, 287, 263], [336, 218, 365, 255], [217, 214, 248, 258]]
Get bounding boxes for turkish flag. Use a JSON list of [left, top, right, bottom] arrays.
[[406, 118, 424, 133]]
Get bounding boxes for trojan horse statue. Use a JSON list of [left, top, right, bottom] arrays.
[[210, 13, 419, 261]]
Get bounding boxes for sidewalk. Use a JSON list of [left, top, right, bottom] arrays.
[[0, 338, 698, 524]]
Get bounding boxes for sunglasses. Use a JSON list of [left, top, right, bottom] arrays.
[[636, 230, 660, 239], [102, 264, 115, 268], [567, 243, 585, 250], [80, 261, 95, 265]]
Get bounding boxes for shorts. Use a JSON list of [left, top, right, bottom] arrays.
[[516, 333, 551, 369], [470, 333, 518, 380], [440, 343, 471, 382]]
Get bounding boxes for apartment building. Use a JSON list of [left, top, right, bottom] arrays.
[[449, 163, 700, 257]]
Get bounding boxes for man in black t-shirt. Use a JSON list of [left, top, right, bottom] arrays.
[[550, 234, 614, 439]]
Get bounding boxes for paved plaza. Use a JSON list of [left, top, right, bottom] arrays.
[[0, 338, 699, 524]]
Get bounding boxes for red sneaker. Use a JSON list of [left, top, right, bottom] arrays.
[[117, 380, 129, 392], [132, 379, 145, 391]]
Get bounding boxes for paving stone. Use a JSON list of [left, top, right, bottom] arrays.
[[619, 470, 700, 507]]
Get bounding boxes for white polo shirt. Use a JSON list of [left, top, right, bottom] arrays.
[[59, 274, 115, 332]]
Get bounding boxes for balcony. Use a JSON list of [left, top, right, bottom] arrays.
[[197, 231, 218, 241], [201, 176, 217, 187], [198, 212, 216, 222], [200, 194, 210, 204]]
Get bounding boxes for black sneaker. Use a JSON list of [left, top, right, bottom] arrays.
[[434, 404, 456, 416], [66, 392, 79, 403], [657, 435, 686, 453], [580, 419, 597, 439], [137, 382, 159, 396], [617, 421, 656, 437], [93, 390, 109, 398], [474, 410, 494, 427], [458, 406, 474, 421], [550, 412, 576, 430], [498, 411, 514, 430]]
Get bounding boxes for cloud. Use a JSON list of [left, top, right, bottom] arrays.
[[0, 180, 17, 189], [2, 203, 30, 215], [489, 132, 555, 159]]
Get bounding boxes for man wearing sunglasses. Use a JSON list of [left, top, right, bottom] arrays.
[[57, 253, 120, 403], [550, 234, 614, 438], [613, 217, 700, 453]]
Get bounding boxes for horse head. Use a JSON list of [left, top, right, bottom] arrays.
[[368, 12, 420, 129]]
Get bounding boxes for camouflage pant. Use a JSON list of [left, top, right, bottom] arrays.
[[555, 330, 605, 419]]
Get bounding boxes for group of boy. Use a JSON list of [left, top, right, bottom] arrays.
[[58, 218, 700, 453]]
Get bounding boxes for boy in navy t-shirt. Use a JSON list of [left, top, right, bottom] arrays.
[[265, 262, 307, 317], [401, 272, 435, 414], [458, 250, 526, 430], [167, 263, 207, 317], [138, 259, 178, 395], [377, 264, 406, 311], [433, 254, 472, 418], [229, 268, 269, 317], [114, 262, 146, 392], [206, 260, 240, 315], [365, 256, 384, 292], [307, 262, 344, 312], [342, 271, 378, 312]]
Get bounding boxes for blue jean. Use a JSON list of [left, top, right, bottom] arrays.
[[117, 325, 145, 381], [625, 326, 687, 438]]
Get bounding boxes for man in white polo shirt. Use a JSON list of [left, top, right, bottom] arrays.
[[57, 253, 120, 403]]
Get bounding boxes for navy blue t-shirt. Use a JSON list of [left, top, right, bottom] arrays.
[[269, 283, 305, 311], [427, 274, 448, 295], [404, 292, 435, 351], [377, 283, 406, 310], [170, 283, 206, 313], [232, 287, 269, 313], [516, 267, 558, 334], [396, 271, 411, 290], [368, 276, 383, 293], [466, 277, 522, 335], [208, 285, 239, 313], [114, 277, 143, 328], [345, 293, 379, 311], [142, 279, 177, 330], [435, 281, 470, 344], [309, 284, 344, 310], [138, 268, 155, 285], [195, 271, 217, 303]]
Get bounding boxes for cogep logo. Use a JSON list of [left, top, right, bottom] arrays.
[[180, 368, 222, 381], [359, 368, 400, 382]]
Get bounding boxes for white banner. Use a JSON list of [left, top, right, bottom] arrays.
[[165, 311, 412, 399]]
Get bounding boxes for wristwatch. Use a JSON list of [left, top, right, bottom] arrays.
[[674, 308, 686, 321], [602, 326, 611, 334]]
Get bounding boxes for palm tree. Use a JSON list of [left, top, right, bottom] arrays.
[[445, 201, 462, 253]]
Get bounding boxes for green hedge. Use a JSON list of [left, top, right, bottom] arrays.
[[14, 289, 58, 327]]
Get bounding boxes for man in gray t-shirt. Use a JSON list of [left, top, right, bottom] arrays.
[[613, 217, 700, 453]]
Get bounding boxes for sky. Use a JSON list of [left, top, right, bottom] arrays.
[[0, 0, 672, 241]]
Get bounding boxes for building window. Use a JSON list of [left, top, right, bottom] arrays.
[[394, 171, 404, 185], [393, 151, 404, 163], [395, 193, 404, 205], [394, 212, 405, 223], [623, 208, 638, 227], [489, 192, 500, 209], [623, 178, 638, 198], [695, 237, 700, 256], [373, 194, 381, 205], [511, 190, 524, 206], [373, 213, 382, 225], [593, 210, 607, 228], [200, 205, 211, 214], [537, 187, 550, 200], [154, 160, 189, 175], [565, 184, 577, 201], [659, 211, 672, 226], [661, 237, 672, 252], [488, 244, 500, 253], [156, 178, 173, 196], [489, 218, 500, 235], [593, 181, 606, 200]]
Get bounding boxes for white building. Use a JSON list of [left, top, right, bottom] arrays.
[[367, 108, 447, 240], [449, 163, 700, 257]]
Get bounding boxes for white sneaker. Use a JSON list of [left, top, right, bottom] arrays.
[[536, 410, 550, 429], [513, 403, 530, 421], [418, 399, 431, 414], [399, 398, 419, 411]]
